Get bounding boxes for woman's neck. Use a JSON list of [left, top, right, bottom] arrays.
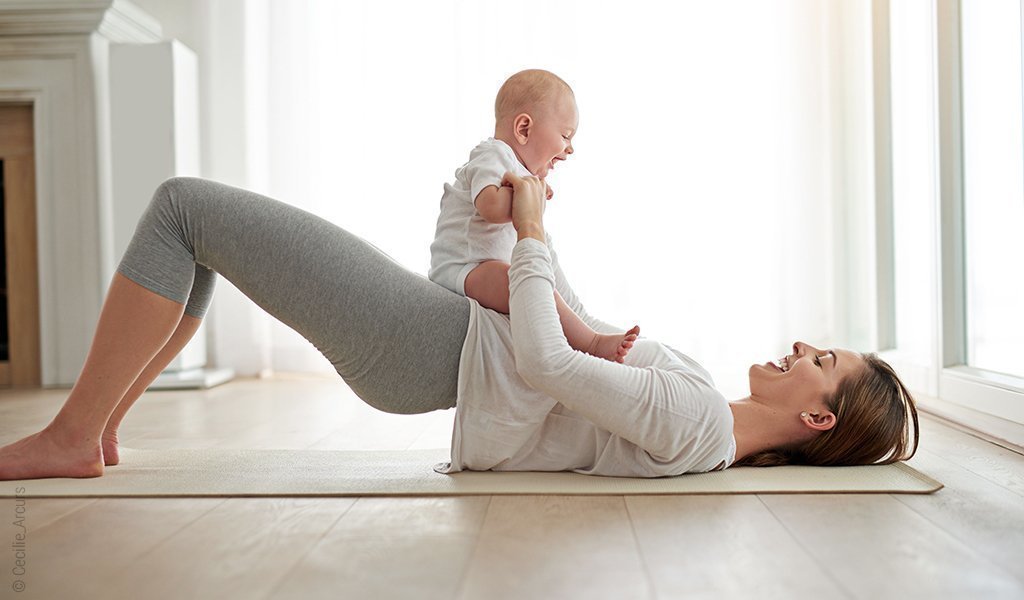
[[729, 397, 802, 463]]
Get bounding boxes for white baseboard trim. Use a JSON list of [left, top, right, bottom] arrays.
[[149, 367, 235, 391], [917, 394, 1024, 455]]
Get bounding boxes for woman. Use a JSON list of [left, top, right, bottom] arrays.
[[0, 175, 918, 480]]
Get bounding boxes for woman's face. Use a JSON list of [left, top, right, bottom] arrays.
[[749, 341, 866, 424]]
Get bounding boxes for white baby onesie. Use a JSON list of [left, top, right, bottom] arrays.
[[428, 137, 533, 296]]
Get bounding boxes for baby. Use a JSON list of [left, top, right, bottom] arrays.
[[429, 69, 639, 363]]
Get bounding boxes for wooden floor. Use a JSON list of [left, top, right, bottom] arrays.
[[1, 374, 1022, 600]]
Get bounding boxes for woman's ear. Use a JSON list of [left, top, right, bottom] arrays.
[[803, 411, 837, 432], [513, 113, 533, 145]]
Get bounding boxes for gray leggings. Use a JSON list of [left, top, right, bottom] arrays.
[[117, 177, 470, 414]]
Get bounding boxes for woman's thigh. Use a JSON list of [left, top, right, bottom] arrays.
[[118, 177, 470, 414]]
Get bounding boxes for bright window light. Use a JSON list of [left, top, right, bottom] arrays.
[[250, 1, 860, 391], [961, 0, 1024, 377], [889, 0, 939, 367]]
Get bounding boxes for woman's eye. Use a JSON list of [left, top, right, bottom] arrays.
[[813, 356, 822, 367]]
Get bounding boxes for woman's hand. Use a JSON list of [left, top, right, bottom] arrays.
[[501, 171, 547, 242]]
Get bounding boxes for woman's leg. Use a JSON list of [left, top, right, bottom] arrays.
[[0, 272, 185, 480], [102, 264, 214, 465], [0, 177, 470, 480], [101, 312, 203, 465]]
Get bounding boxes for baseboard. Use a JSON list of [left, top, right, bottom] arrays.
[[916, 394, 1024, 456], [148, 367, 235, 391]]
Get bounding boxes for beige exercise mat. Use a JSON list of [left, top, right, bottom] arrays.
[[0, 447, 942, 497]]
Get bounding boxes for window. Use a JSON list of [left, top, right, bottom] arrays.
[[889, 0, 939, 376], [884, 0, 1024, 429], [960, 0, 1024, 378]]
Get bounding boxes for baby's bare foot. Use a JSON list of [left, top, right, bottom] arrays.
[[0, 428, 104, 480], [102, 430, 120, 466], [587, 325, 641, 363]]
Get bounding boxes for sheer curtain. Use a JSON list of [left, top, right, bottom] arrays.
[[242, 0, 863, 398]]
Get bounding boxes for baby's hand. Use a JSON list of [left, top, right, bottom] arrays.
[[544, 181, 554, 201]]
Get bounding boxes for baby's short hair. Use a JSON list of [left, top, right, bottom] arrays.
[[494, 69, 574, 123]]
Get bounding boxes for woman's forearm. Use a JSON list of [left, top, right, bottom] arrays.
[[508, 238, 687, 460], [516, 223, 545, 243]]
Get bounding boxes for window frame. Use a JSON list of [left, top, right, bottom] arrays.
[[879, 0, 1024, 434]]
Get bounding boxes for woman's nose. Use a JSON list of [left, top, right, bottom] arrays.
[[793, 341, 820, 356]]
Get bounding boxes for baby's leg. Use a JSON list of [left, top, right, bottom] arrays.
[[464, 261, 513, 314], [554, 292, 639, 364], [464, 261, 639, 363]]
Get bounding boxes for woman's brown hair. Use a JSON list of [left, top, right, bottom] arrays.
[[734, 353, 920, 467]]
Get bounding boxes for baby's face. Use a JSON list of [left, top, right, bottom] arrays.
[[521, 91, 578, 179]]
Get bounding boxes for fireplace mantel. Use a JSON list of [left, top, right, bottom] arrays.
[[0, 0, 159, 40], [0, 0, 162, 385]]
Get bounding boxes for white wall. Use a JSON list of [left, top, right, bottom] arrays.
[[111, 1, 879, 393], [124, 0, 275, 377]]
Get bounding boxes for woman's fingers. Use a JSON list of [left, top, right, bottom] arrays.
[[501, 171, 544, 192], [504, 171, 547, 234], [501, 171, 522, 188]]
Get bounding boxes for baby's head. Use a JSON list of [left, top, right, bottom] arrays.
[[494, 69, 578, 179]]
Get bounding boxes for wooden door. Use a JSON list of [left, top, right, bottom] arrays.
[[0, 104, 41, 387]]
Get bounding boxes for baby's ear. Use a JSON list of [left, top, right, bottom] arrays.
[[513, 113, 532, 144]]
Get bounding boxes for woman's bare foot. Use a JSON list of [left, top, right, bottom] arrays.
[[586, 325, 641, 363], [0, 428, 104, 480], [102, 430, 120, 466]]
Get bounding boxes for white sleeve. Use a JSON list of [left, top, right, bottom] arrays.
[[508, 237, 714, 461], [545, 232, 625, 335], [466, 148, 518, 208]]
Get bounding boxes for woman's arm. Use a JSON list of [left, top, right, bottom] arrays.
[[502, 172, 708, 460], [509, 238, 707, 460]]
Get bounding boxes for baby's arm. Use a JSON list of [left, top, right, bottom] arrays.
[[474, 185, 514, 224], [475, 182, 552, 224]]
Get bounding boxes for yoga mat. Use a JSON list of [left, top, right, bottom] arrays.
[[0, 447, 942, 497]]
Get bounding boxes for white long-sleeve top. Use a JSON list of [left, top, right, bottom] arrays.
[[434, 235, 737, 477]]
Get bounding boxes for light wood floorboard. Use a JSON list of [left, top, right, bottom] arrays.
[[105, 497, 355, 600], [458, 496, 651, 599], [895, 447, 1024, 582], [625, 495, 842, 599], [269, 497, 490, 600], [0, 375, 1022, 600]]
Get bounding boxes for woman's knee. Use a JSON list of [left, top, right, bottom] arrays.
[[153, 176, 203, 208]]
